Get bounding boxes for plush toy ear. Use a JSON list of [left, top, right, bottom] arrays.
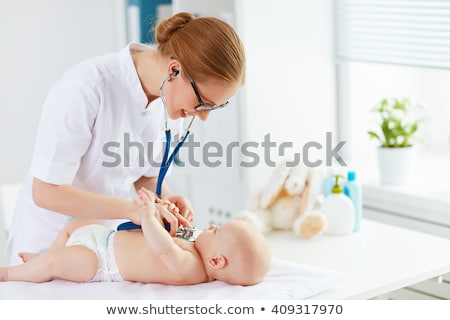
[[259, 160, 291, 209], [207, 255, 227, 270], [299, 180, 311, 216], [303, 167, 325, 212]]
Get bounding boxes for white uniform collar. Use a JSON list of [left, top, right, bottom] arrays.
[[119, 42, 156, 112]]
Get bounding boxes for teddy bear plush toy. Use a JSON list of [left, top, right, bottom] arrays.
[[239, 159, 327, 239]]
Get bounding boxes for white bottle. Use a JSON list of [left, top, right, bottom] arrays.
[[322, 175, 355, 235]]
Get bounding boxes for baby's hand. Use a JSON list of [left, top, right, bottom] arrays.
[[137, 188, 191, 235], [137, 188, 157, 217]]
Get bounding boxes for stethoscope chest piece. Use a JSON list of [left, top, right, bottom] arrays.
[[175, 226, 196, 241]]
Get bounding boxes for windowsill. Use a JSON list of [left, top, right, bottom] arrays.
[[363, 182, 450, 222], [362, 181, 450, 239], [360, 150, 450, 227]]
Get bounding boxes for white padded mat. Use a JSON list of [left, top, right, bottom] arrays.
[[0, 258, 345, 300]]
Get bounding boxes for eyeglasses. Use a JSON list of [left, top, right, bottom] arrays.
[[189, 77, 229, 112]]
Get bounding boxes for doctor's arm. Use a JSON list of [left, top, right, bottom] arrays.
[[32, 178, 143, 224]]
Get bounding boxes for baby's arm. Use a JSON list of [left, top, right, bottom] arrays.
[[138, 189, 193, 274]]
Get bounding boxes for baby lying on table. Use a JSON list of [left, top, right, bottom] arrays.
[[0, 188, 271, 286]]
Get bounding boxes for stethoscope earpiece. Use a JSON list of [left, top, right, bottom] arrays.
[[167, 70, 179, 82]]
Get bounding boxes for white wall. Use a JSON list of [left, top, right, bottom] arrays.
[[236, 0, 336, 192], [166, 0, 336, 229], [0, 0, 126, 185]]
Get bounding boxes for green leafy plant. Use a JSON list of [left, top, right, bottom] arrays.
[[368, 97, 423, 148]]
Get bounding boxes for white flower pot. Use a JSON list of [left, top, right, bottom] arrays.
[[377, 146, 416, 186]]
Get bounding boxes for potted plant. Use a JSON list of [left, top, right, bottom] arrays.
[[368, 97, 424, 186]]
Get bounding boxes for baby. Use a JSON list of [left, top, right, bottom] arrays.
[[0, 189, 271, 286]]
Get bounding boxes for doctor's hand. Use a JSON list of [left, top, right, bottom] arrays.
[[166, 195, 194, 223], [138, 189, 191, 235], [156, 203, 191, 236], [135, 189, 177, 236]]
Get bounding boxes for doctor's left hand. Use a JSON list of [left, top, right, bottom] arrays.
[[166, 195, 194, 223]]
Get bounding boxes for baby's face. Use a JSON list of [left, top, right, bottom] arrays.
[[194, 220, 245, 255], [194, 224, 222, 253]]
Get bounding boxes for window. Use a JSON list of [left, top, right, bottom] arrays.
[[335, 0, 450, 202], [338, 62, 450, 188]]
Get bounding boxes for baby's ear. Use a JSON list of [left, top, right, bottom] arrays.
[[207, 255, 227, 269]]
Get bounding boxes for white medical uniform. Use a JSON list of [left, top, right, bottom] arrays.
[[6, 43, 183, 266]]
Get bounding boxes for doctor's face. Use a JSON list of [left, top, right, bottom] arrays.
[[165, 76, 238, 121]]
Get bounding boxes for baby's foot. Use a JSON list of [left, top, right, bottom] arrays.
[[18, 252, 38, 263]]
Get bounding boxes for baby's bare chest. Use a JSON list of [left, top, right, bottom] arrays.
[[115, 232, 204, 284]]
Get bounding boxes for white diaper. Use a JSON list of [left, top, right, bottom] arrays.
[[65, 224, 123, 282]]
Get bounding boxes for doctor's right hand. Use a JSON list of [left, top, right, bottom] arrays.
[[135, 188, 191, 236], [155, 197, 192, 236], [155, 203, 191, 236]]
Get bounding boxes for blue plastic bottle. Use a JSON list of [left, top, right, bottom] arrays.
[[344, 171, 362, 232]]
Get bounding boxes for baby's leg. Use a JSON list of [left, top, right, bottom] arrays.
[[18, 252, 38, 263], [17, 219, 101, 264], [1, 246, 98, 283], [49, 219, 101, 250]]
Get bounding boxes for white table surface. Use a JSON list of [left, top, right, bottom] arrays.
[[266, 219, 450, 299]]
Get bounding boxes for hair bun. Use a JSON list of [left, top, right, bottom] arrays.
[[155, 12, 195, 44]]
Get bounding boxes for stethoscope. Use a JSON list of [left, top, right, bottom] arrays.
[[117, 71, 196, 231]]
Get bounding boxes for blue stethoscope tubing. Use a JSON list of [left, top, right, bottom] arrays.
[[116, 129, 191, 231], [117, 74, 195, 231], [156, 129, 190, 196]]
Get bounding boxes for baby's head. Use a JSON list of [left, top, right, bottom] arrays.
[[195, 218, 271, 286]]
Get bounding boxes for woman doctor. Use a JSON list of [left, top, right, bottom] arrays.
[[6, 12, 246, 265]]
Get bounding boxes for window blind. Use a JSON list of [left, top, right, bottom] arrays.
[[335, 0, 450, 69]]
